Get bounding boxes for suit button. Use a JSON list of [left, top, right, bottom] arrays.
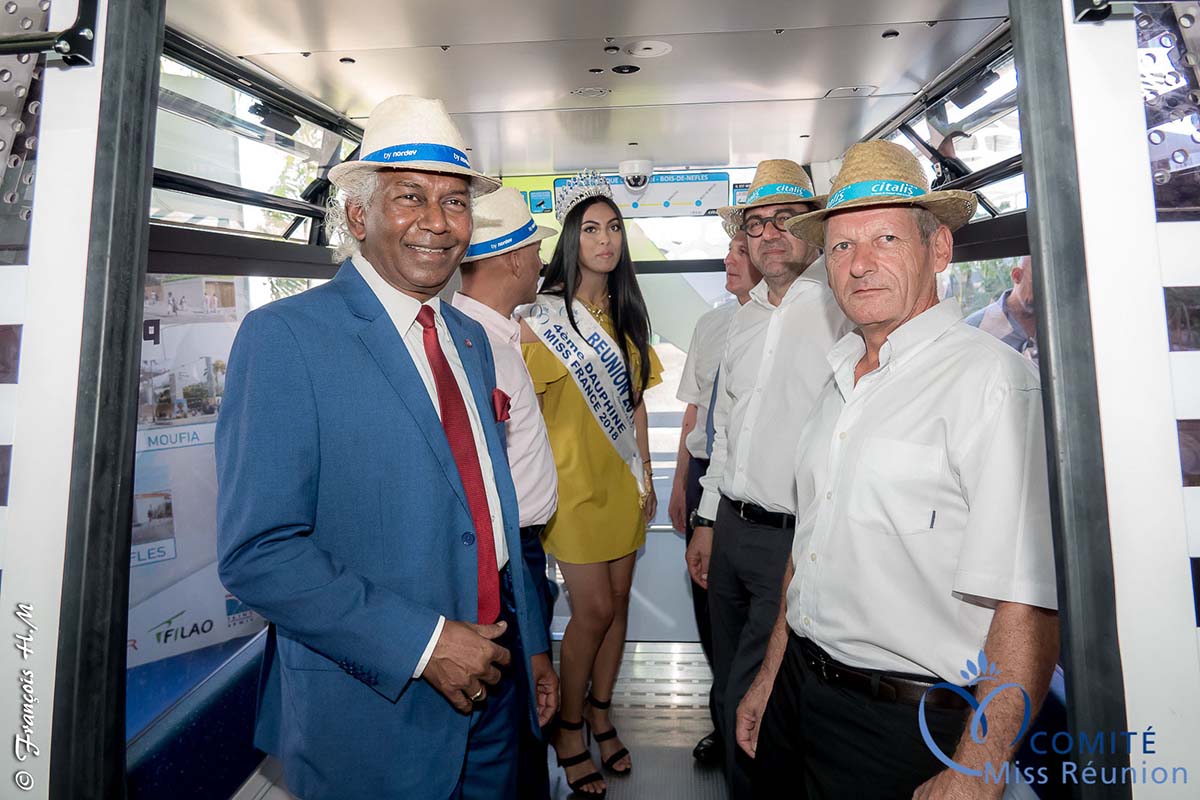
[[462, 532, 476, 545]]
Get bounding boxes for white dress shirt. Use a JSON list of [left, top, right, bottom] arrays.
[[677, 302, 737, 460], [451, 292, 558, 527], [351, 255, 509, 678], [786, 298, 1059, 683], [697, 258, 852, 519]]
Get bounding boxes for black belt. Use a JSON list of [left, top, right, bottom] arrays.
[[724, 497, 795, 529], [796, 636, 968, 712]]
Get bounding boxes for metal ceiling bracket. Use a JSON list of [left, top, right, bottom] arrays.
[[1074, 0, 1136, 24], [0, 0, 99, 66]]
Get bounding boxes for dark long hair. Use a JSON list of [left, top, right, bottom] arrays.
[[541, 195, 652, 409]]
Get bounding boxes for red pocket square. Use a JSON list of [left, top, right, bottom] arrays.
[[492, 388, 511, 423]]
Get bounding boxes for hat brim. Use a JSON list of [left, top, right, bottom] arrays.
[[715, 193, 820, 235], [784, 190, 978, 248], [328, 159, 503, 196], [461, 225, 557, 263]]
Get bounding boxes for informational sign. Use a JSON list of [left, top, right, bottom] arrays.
[[128, 275, 266, 668], [733, 182, 751, 205], [528, 189, 553, 215], [553, 171, 731, 219]]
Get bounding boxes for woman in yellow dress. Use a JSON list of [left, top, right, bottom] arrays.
[[521, 182, 661, 798]]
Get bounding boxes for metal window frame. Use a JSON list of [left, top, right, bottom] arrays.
[[49, 1, 167, 799], [1010, 2, 1131, 796]]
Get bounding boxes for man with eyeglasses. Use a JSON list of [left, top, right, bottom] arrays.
[[685, 159, 851, 799]]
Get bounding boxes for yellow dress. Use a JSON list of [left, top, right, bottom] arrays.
[[523, 309, 663, 564]]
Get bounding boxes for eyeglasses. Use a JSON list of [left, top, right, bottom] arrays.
[[741, 210, 802, 238]]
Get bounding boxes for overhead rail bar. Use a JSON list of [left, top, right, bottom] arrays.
[[0, 0, 98, 66], [938, 154, 1023, 194], [153, 168, 328, 219], [862, 20, 1012, 143], [163, 26, 362, 143]]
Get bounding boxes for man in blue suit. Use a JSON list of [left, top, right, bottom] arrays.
[[216, 95, 558, 800]]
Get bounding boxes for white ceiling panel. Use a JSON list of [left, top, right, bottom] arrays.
[[166, 0, 1008, 53], [457, 96, 912, 179], [164, 0, 1008, 174]]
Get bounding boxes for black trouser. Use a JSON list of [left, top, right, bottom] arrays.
[[683, 456, 718, 732], [755, 633, 967, 799], [516, 525, 554, 800], [707, 497, 795, 799]]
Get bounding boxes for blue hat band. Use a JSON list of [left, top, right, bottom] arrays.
[[361, 142, 472, 171], [746, 182, 814, 204], [466, 217, 539, 259], [826, 179, 927, 210]]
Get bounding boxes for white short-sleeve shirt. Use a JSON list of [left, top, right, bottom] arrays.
[[786, 298, 1059, 683], [676, 302, 737, 460]]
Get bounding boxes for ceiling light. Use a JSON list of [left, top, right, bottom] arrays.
[[604, 45, 620, 54], [626, 40, 672, 58], [571, 87, 610, 98], [339, 56, 356, 64], [882, 29, 900, 39], [612, 64, 640, 75]]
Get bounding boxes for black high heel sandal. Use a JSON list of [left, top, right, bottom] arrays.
[[586, 694, 632, 775], [554, 718, 607, 797]]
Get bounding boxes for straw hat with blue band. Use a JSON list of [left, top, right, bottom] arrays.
[[785, 140, 977, 248], [461, 187, 556, 263], [328, 95, 502, 195], [716, 158, 818, 238]]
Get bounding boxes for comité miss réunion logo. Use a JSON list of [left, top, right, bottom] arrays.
[[919, 650, 1033, 777]]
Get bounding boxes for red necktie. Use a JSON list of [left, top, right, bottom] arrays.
[[416, 305, 501, 624]]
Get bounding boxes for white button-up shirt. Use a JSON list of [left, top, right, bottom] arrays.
[[697, 258, 852, 519], [677, 302, 737, 460], [786, 298, 1058, 682], [352, 255, 509, 677], [451, 291, 558, 527]]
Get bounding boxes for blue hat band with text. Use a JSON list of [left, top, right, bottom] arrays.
[[746, 182, 814, 204], [361, 142, 473, 171], [826, 179, 927, 210], [467, 217, 539, 259]]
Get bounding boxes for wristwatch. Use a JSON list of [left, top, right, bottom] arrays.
[[689, 510, 715, 529]]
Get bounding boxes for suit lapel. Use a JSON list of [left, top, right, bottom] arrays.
[[442, 305, 521, 532], [336, 261, 471, 515]]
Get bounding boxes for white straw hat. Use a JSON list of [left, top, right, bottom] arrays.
[[786, 140, 977, 247], [461, 187, 557, 263], [328, 95, 501, 195]]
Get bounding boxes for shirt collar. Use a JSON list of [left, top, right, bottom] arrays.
[[451, 291, 520, 344], [352, 252, 439, 332], [748, 256, 830, 309], [826, 297, 964, 395]]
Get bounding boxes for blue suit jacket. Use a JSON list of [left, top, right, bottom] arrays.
[[215, 261, 550, 800]]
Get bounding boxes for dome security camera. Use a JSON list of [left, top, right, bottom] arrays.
[[618, 159, 653, 191]]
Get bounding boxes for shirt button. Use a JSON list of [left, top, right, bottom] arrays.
[[825, 491, 832, 500], [839, 432, 847, 440], [810, 552, 818, 562], [803, 615, 812, 627], [462, 532, 476, 546]]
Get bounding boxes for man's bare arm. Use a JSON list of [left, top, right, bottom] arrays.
[[914, 602, 1059, 798]]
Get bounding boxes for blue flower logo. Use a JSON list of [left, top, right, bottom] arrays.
[[918, 650, 1033, 777]]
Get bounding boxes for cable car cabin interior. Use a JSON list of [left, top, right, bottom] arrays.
[[0, 0, 1197, 799]]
